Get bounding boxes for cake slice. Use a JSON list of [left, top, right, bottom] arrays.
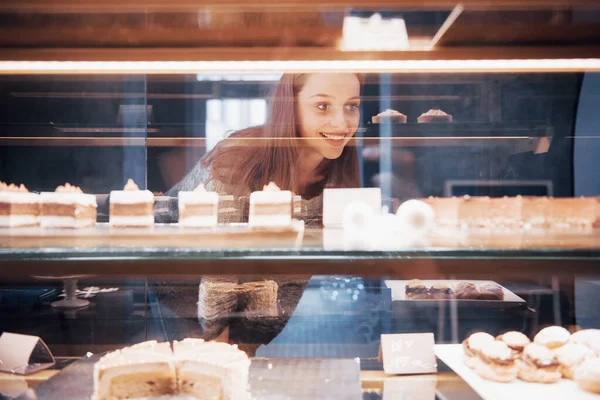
[[40, 183, 97, 228], [421, 196, 460, 227], [545, 197, 597, 229], [93, 347, 176, 400], [173, 340, 250, 400], [458, 196, 521, 228], [109, 179, 154, 228], [178, 184, 219, 228], [0, 182, 40, 227], [249, 182, 292, 227]]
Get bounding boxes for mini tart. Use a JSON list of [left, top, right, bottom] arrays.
[[479, 283, 504, 301], [473, 340, 517, 383], [534, 326, 571, 349], [372, 109, 407, 124], [454, 281, 479, 300], [497, 331, 531, 355], [417, 108, 453, 123], [516, 343, 561, 384], [575, 358, 600, 394], [554, 343, 594, 379], [405, 279, 429, 300]]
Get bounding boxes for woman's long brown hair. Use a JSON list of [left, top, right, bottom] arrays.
[[201, 73, 361, 198]]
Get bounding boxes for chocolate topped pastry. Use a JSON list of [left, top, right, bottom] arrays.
[[429, 283, 455, 300], [405, 279, 429, 300], [479, 283, 504, 300], [516, 343, 561, 383], [455, 282, 479, 300]]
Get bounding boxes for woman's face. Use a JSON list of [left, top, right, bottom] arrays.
[[296, 73, 361, 160]]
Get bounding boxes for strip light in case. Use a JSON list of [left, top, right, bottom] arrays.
[[0, 59, 599, 74]]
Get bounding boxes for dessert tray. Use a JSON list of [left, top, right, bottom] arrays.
[[20, 355, 361, 400], [435, 344, 598, 400], [385, 280, 525, 304], [0, 221, 305, 249]]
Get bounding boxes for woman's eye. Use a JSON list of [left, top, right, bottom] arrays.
[[316, 103, 330, 111], [345, 104, 359, 112]]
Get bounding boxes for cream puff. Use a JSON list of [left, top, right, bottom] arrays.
[[575, 358, 600, 394], [497, 331, 531, 357], [554, 343, 594, 379], [516, 343, 562, 384], [463, 332, 495, 369], [473, 340, 518, 383], [570, 329, 600, 356], [534, 326, 570, 349]]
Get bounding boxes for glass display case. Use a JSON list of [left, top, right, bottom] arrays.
[[0, 1, 600, 399]]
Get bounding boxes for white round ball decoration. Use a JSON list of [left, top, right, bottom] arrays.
[[396, 199, 434, 232], [343, 201, 374, 231]]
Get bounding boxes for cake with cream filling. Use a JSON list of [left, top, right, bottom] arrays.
[[173, 339, 250, 400], [40, 183, 97, 228], [421, 196, 460, 227], [93, 341, 177, 400], [417, 108, 453, 123], [372, 109, 407, 124], [249, 182, 292, 227], [93, 339, 251, 400], [545, 197, 597, 229], [109, 179, 154, 228], [458, 196, 521, 228], [178, 184, 219, 228], [0, 182, 40, 227]]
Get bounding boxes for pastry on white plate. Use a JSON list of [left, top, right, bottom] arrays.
[[575, 358, 600, 394], [534, 326, 570, 349], [554, 343, 594, 379], [516, 343, 561, 384]]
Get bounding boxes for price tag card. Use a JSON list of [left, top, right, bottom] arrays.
[[0, 332, 55, 375], [379, 333, 437, 375]]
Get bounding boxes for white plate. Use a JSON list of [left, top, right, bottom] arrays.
[[435, 344, 598, 400]]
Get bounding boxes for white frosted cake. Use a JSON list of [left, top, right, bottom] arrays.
[[249, 182, 292, 227], [109, 179, 154, 228], [0, 182, 40, 227], [178, 184, 219, 228], [39, 183, 97, 228], [93, 339, 250, 400], [173, 339, 250, 400], [93, 341, 177, 400]]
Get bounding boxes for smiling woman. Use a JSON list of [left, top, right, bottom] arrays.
[[157, 72, 362, 225]]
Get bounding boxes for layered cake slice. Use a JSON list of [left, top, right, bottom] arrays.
[[421, 196, 460, 227], [0, 182, 40, 227], [109, 179, 154, 228], [173, 340, 250, 400], [458, 196, 521, 228], [249, 182, 292, 227], [178, 184, 219, 228], [545, 197, 597, 229], [40, 183, 97, 228], [93, 344, 176, 400]]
